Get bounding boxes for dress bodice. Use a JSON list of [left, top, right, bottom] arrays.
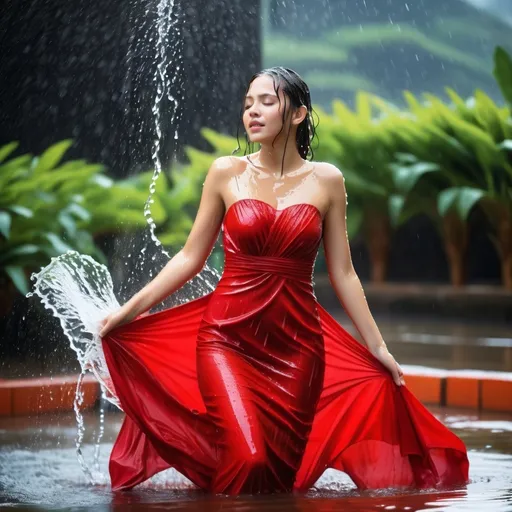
[[222, 198, 323, 263]]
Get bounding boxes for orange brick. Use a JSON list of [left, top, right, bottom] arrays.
[[60, 380, 98, 410], [403, 375, 441, 404], [481, 380, 512, 412], [447, 377, 479, 409], [12, 382, 62, 415], [7, 375, 99, 416], [0, 386, 12, 416]]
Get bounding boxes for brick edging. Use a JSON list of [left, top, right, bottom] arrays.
[[0, 374, 99, 417], [402, 365, 512, 412], [0, 368, 511, 417]]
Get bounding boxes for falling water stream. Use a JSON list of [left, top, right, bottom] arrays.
[[26, 0, 221, 487]]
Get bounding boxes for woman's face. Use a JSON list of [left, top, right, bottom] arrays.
[[242, 75, 293, 145]]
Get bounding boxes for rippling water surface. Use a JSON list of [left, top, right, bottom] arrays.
[[1, 408, 511, 511]]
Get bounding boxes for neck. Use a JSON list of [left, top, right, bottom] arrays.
[[255, 136, 305, 175]]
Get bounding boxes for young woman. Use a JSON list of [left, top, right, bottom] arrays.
[[98, 67, 469, 494]]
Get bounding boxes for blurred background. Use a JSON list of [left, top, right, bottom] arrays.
[[1, 1, 512, 509], [1, 0, 511, 378]]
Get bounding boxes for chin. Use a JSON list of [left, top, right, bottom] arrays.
[[247, 133, 273, 145]]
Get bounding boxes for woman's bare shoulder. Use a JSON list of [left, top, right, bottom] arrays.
[[209, 155, 248, 177], [311, 161, 346, 205], [312, 161, 344, 185], [311, 160, 342, 176]]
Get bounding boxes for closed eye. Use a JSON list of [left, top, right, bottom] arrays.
[[244, 103, 274, 109]]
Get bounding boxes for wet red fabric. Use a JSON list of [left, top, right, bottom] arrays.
[[102, 198, 469, 494]]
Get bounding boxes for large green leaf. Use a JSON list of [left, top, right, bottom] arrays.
[[33, 139, 73, 174], [438, 186, 485, 221], [0, 142, 19, 164], [8, 205, 33, 218], [458, 187, 487, 220], [493, 46, 512, 107], [0, 244, 40, 264], [91, 174, 114, 188], [388, 193, 432, 228], [438, 188, 459, 217], [0, 211, 11, 238], [43, 233, 74, 255], [4, 266, 29, 295], [390, 161, 441, 195], [58, 212, 77, 237], [0, 155, 32, 194], [342, 168, 387, 197], [66, 203, 91, 222], [473, 89, 505, 141]]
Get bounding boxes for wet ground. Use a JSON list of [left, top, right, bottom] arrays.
[[2, 315, 511, 380], [330, 315, 512, 372], [0, 406, 511, 511]]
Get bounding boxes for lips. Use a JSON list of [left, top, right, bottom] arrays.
[[249, 122, 264, 129]]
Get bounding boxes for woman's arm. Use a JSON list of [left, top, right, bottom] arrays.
[[321, 165, 405, 386], [99, 156, 230, 336]]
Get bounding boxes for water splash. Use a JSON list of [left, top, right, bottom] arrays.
[[27, 251, 121, 483], [27, 252, 122, 404], [26, 0, 224, 487]]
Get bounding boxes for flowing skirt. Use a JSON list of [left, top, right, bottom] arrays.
[[101, 288, 469, 494]]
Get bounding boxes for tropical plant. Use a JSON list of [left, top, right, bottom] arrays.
[[314, 92, 416, 283], [0, 140, 163, 312], [389, 46, 512, 288], [126, 128, 241, 271]]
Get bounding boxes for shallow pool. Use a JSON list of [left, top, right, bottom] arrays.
[[1, 407, 511, 511]]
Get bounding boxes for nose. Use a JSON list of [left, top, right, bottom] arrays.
[[247, 104, 260, 116]]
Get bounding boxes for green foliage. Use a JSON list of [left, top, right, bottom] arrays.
[[130, 128, 240, 258], [494, 46, 512, 107], [0, 141, 158, 295], [312, 46, 512, 285], [314, 92, 414, 238]]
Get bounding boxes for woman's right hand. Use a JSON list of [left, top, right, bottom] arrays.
[[99, 310, 129, 338]]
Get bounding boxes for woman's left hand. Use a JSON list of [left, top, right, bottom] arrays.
[[372, 345, 406, 386]]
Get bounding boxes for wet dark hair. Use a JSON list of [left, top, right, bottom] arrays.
[[233, 66, 319, 177]]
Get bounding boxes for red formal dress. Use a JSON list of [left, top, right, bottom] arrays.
[[101, 198, 469, 494]]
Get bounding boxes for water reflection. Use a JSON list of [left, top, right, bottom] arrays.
[[1, 410, 511, 511]]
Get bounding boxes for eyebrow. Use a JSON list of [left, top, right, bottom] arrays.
[[245, 93, 278, 100]]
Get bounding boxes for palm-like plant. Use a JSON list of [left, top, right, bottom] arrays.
[[315, 93, 421, 282], [389, 46, 512, 288]]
